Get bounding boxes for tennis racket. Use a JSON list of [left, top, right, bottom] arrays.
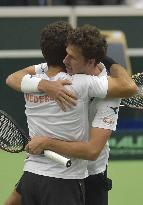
[[0, 110, 71, 168], [121, 72, 143, 109]]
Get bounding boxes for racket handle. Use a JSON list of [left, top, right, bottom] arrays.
[[44, 150, 72, 168], [120, 104, 125, 107]]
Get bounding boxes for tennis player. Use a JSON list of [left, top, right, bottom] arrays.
[[28, 60, 119, 205], [4, 22, 135, 204], [24, 60, 120, 205]]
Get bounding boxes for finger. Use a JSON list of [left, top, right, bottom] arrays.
[[61, 93, 77, 106], [60, 80, 72, 85], [58, 80, 77, 100], [32, 149, 42, 155], [25, 144, 29, 152], [56, 99, 66, 112], [64, 90, 77, 100], [60, 97, 73, 109], [58, 95, 76, 108]]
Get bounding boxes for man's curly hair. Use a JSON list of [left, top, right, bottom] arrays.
[[67, 25, 107, 64], [40, 21, 72, 68]]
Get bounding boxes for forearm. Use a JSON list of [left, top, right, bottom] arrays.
[[44, 138, 97, 160], [108, 64, 137, 98], [44, 132, 109, 161], [27, 128, 111, 160], [6, 66, 76, 110], [6, 66, 35, 91], [6, 71, 62, 95]]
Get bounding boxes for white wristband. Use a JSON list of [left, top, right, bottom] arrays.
[[21, 74, 42, 93]]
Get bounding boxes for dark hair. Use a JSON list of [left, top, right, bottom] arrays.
[[40, 21, 72, 68], [67, 25, 107, 64]]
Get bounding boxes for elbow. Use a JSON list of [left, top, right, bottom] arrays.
[[5, 74, 20, 91], [86, 149, 100, 161], [5, 75, 11, 86], [124, 83, 138, 98]]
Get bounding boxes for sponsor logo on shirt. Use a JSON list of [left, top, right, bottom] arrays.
[[103, 117, 115, 125], [110, 107, 119, 114], [41, 64, 45, 73], [25, 93, 54, 103]]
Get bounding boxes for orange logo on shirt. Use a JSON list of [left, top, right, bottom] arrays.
[[25, 94, 54, 103]]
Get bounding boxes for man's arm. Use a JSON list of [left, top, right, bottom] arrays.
[[6, 65, 77, 110], [88, 63, 137, 100], [25, 97, 119, 160], [6, 63, 137, 104], [25, 127, 111, 161], [6, 65, 35, 91], [98, 56, 137, 98], [107, 64, 137, 98]]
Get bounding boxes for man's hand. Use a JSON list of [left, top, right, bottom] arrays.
[[25, 137, 49, 155], [38, 79, 77, 111]]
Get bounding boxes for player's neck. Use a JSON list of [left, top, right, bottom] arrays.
[[87, 65, 101, 76], [46, 66, 65, 77]]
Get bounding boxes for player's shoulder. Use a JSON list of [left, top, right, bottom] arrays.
[[54, 72, 91, 82], [55, 72, 71, 80], [35, 63, 48, 74], [73, 74, 98, 82]]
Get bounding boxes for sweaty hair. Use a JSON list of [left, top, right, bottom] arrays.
[[67, 25, 107, 64], [40, 21, 72, 68]]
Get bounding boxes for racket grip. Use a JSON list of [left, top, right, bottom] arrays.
[[44, 150, 72, 168]]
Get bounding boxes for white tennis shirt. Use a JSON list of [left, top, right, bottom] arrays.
[[88, 68, 121, 175], [23, 63, 108, 179]]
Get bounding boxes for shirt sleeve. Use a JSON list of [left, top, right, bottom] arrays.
[[88, 75, 108, 98], [35, 63, 48, 74], [91, 98, 121, 131]]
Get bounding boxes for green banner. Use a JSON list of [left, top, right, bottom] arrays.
[[109, 131, 143, 160]]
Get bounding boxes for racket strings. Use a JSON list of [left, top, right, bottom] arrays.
[[132, 72, 143, 86], [121, 97, 143, 109], [0, 114, 25, 152], [121, 72, 143, 109]]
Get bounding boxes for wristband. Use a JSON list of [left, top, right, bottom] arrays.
[[21, 74, 42, 93]]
